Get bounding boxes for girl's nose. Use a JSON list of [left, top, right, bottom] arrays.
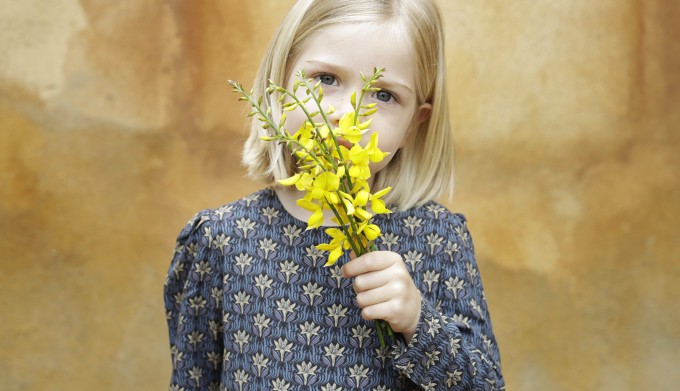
[[326, 97, 353, 126]]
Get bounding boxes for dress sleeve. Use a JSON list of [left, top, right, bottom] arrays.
[[164, 210, 224, 390], [391, 214, 505, 390]]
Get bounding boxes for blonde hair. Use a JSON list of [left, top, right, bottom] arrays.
[[242, 0, 454, 210]]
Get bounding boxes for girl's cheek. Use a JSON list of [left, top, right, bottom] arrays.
[[285, 106, 307, 132]]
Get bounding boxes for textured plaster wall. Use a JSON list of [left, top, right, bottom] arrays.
[[1, 1, 678, 390]]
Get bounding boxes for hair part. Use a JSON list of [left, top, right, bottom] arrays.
[[242, 0, 454, 210]]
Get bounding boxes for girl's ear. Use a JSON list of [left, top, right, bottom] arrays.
[[401, 102, 433, 148], [415, 102, 432, 126]]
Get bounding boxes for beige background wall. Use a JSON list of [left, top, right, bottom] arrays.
[[1, 1, 678, 390]]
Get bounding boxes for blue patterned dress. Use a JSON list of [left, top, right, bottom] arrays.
[[164, 188, 504, 390]]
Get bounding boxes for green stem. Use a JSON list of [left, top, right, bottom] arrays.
[[353, 69, 384, 127], [278, 88, 335, 168], [231, 82, 329, 171], [376, 322, 386, 348], [296, 74, 346, 160], [325, 202, 361, 256]]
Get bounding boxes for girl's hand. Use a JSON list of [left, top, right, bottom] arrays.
[[342, 251, 422, 343]]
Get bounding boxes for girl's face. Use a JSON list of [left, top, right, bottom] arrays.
[[285, 22, 431, 175]]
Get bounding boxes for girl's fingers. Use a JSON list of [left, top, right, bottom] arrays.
[[360, 301, 398, 322], [354, 284, 393, 308], [341, 250, 421, 335], [352, 269, 392, 293], [360, 293, 422, 335], [341, 251, 398, 277]]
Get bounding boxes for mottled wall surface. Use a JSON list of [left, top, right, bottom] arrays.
[[1, 1, 678, 390]]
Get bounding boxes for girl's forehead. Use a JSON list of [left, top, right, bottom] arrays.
[[294, 22, 414, 67], [309, 20, 409, 45]]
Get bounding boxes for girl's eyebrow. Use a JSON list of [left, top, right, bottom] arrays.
[[304, 60, 414, 94], [376, 79, 413, 95]]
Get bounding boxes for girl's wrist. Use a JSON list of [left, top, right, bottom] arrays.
[[401, 293, 422, 344]]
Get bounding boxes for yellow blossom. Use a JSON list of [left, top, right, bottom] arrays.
[[297, 197, 324, 229], [316, 228, 352, 266], [370, 187, 392, 214], [278, 173, 302, 186], [292, 121, 314, 144], [365, 132, 388, 163], [335, 112, 362, 144], [358, 223, 381, 241], [309, 171, 341, 204], [295, 172, 314, 192], [337, 190, 368, 219]]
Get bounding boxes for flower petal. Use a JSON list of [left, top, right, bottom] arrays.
[[307, 208, 324, 229], [324, 246, 344, 266], [278, 173, 301, 186]]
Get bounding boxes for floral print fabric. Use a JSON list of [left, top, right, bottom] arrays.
[[164, 188, 504, 390]]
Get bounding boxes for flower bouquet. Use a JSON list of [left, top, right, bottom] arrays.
[[229, 68, 395, 346]]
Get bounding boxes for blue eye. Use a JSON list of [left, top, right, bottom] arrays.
[[318, 74, 337, 86], [376, 90, 393, 103]]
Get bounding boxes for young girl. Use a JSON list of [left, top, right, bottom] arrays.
[[164, 0, 504, 389]]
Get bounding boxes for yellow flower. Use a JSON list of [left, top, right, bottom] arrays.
[[370, 187, 392, 214], [348, 145, 371, 181], [336, 190, 373, 222], [365, 132, 388, 163], [349, 144, 369, 166], [337, 112, 363, 144], [316, 228, 352, 266], [295, 172, 315, 192], [292, 122, 314, 145], [297, 197, 324, 229], [354, 207, 372, 222], [360, 223, 381, 241], [309, 171, 341, 204], [331, 145, 351, 163], [278, 172, 302, 186], [317, 124, 330, 139], [354, 189, 369, 206]]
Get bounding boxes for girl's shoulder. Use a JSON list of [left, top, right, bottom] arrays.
[[174, 187, 280, 243], [384, 199, 469, 230], [374, 200, 474, 251]]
